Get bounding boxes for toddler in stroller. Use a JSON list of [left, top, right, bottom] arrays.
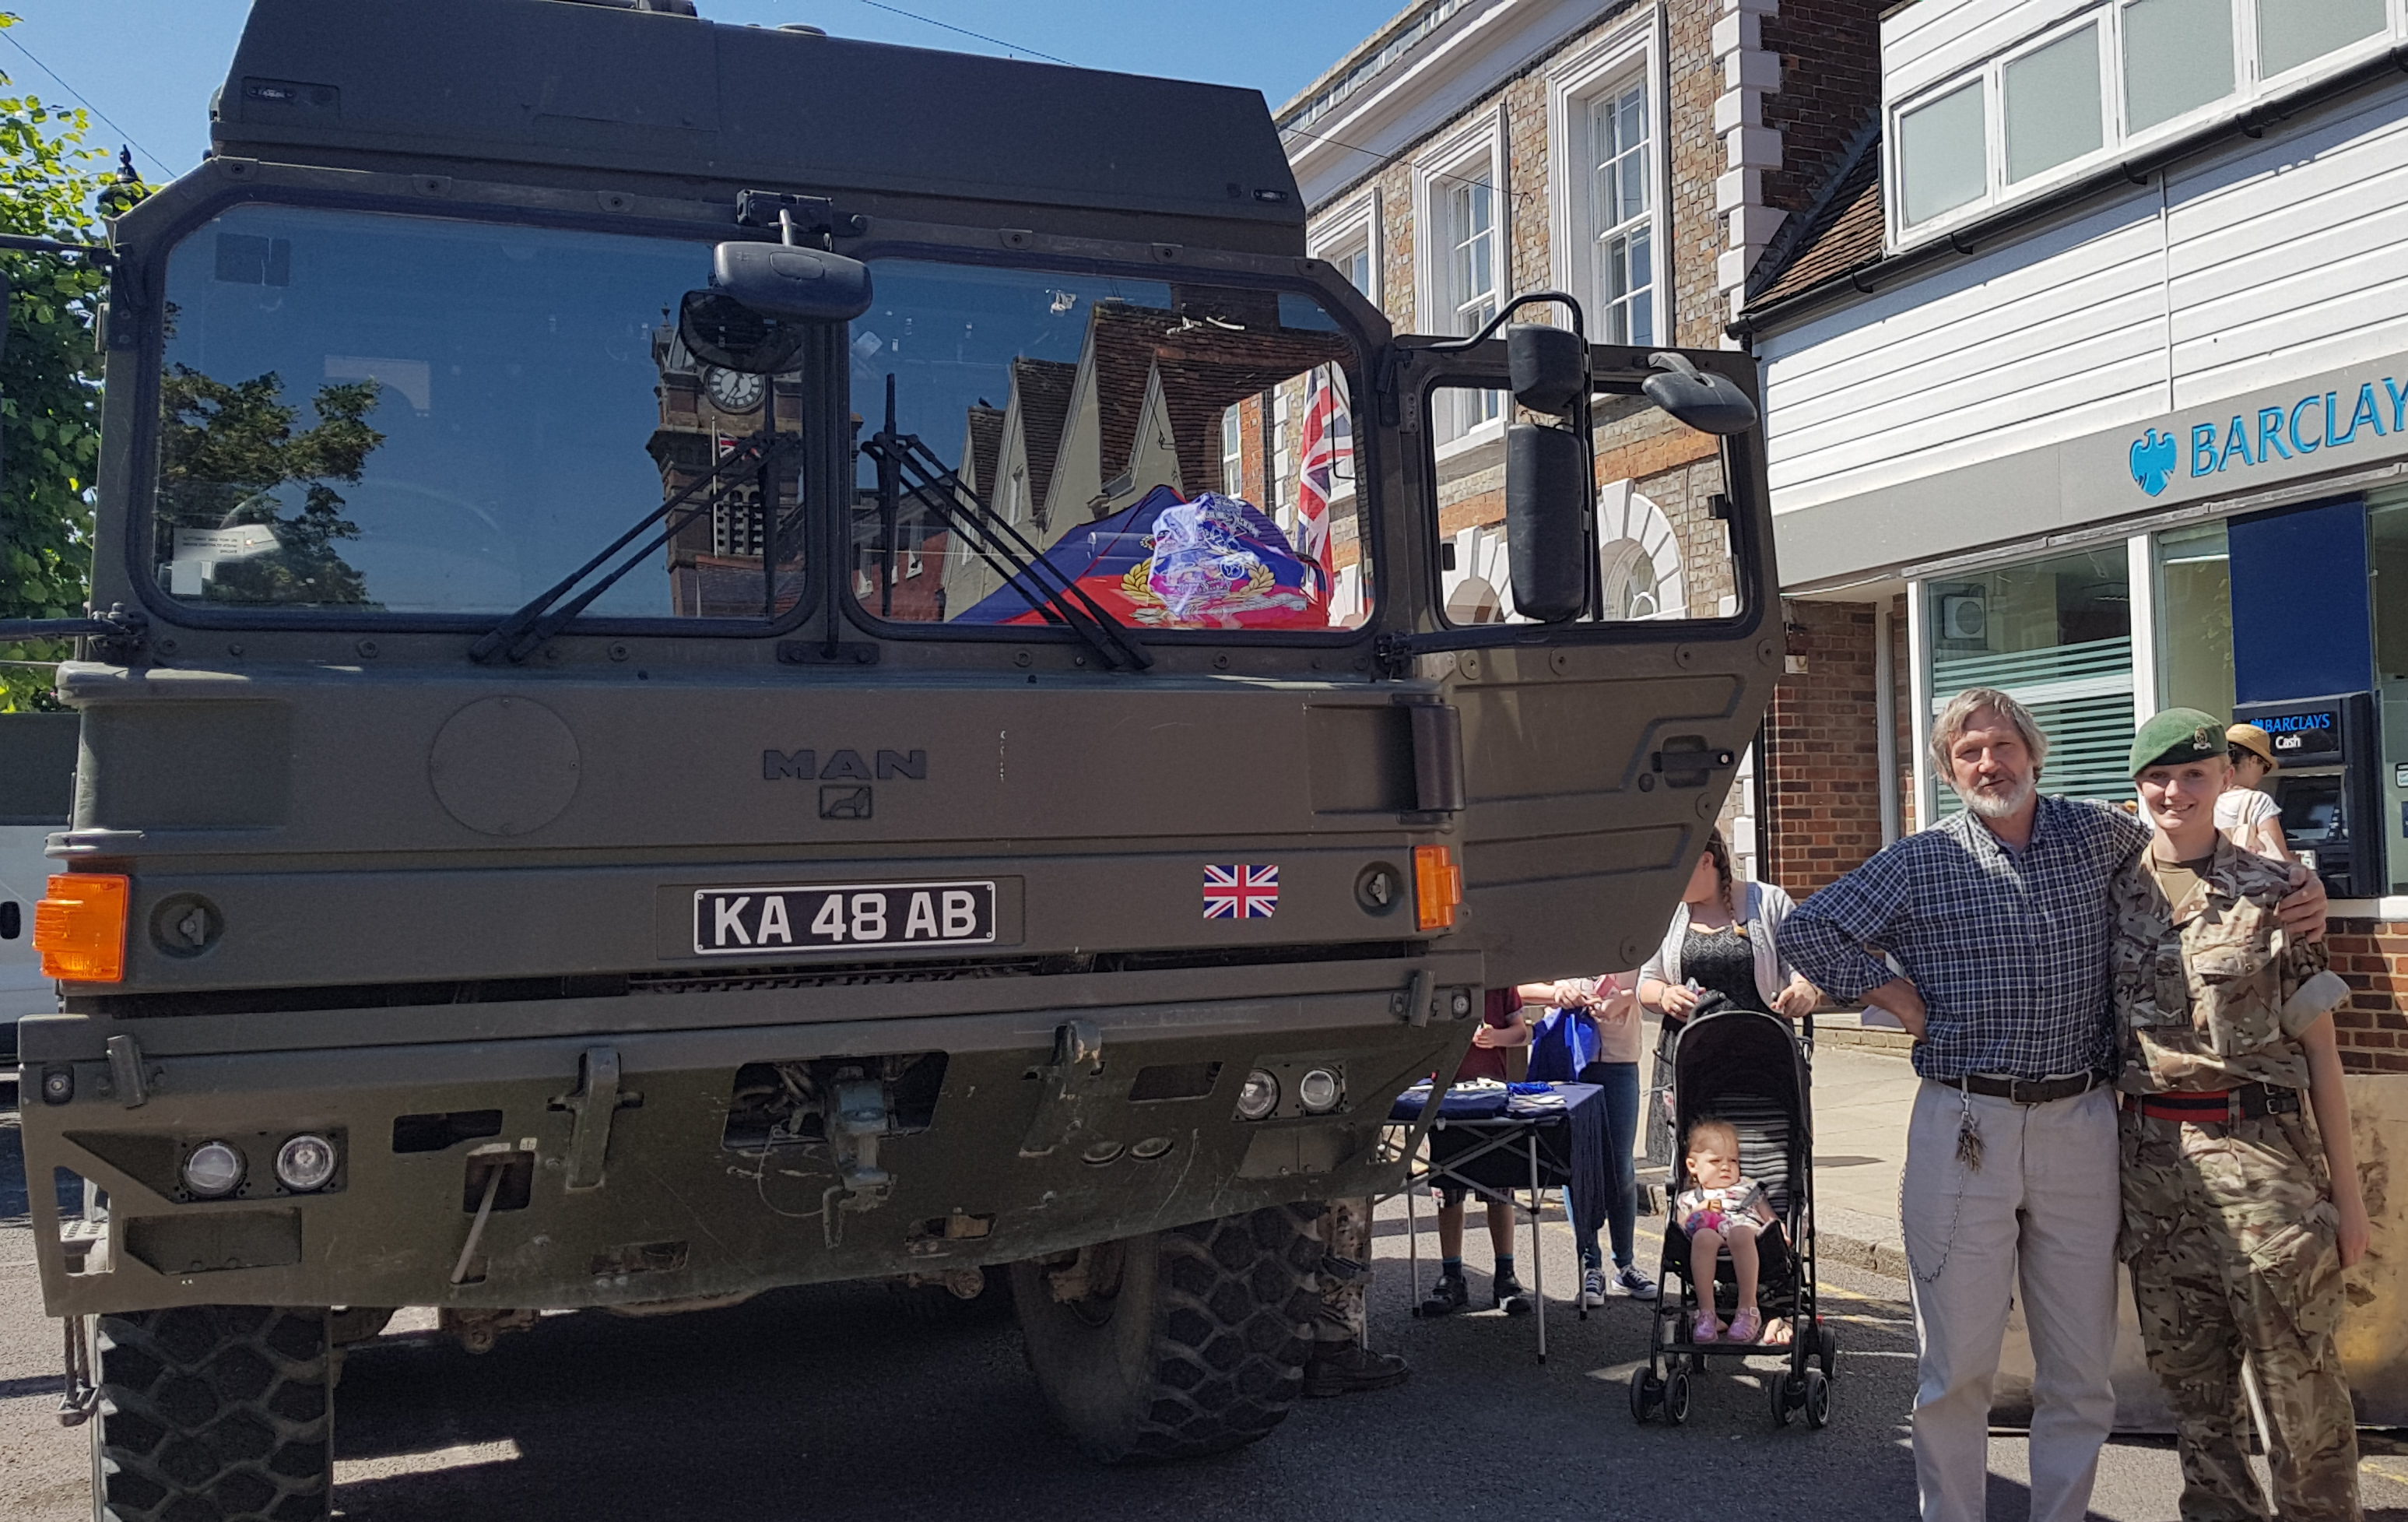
[[1630, 1005, 1836, 1429], [1675, 1119, 1775, 1344]]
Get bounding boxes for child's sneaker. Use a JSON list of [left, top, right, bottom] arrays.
[[1493, 1272, 1533, 1316], [1417, 1273, 1469, 1317], [1579, 1268, 1606, 1309], [1613, 1264, 1659, 1300]]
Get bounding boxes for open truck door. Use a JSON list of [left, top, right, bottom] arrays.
[[1382, 320, 1780, 984]]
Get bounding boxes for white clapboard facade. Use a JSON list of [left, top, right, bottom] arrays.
[[1740, 0, 2408, 923]]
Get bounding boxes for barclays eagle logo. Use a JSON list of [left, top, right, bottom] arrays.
[[2129, 428, 2178, 496]]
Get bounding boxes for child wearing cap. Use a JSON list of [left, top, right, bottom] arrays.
[[2111, 707, 2367, 1521], [2216, 722, 2292, 861]]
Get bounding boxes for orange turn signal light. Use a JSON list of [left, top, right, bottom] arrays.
[[33, 873, 130, 983], [1413, 845, 1463, 932]]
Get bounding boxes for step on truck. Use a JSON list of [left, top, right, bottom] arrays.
[[7, 0, 1779, 1513]]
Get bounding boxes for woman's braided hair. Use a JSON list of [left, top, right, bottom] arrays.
[[1701, 826, 1737, 917]]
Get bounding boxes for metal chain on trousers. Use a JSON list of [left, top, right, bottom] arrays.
[[1903, 1087, 1981, 1286]]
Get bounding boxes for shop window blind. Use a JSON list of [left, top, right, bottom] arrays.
[[1931, 635, 2134, 812]]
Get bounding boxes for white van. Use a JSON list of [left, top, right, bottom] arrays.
[[0, 713, 77, 1072]]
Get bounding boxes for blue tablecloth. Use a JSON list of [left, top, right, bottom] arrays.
[[1389, 1081, 1606, 1244]]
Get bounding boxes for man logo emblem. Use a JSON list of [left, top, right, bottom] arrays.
[[2129, 428, 2178, 497], [820, 786, 872, 820]]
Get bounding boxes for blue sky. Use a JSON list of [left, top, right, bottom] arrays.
[[4, 0, 1401, 185]]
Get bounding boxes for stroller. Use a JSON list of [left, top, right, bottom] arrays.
[[1629, 1003, 1837, 1429]]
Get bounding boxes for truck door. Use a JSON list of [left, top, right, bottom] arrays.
[[1385, 338, 1781, 984]]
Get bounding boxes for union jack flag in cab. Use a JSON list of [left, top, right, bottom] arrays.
[[1202, 863, 1280, 919], [1294, 371, 1341, 594]]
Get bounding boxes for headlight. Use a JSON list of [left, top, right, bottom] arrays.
[[275, 1134, 339, 1193], [1235, 1069, 1279, 1121], [1297, 1068, 1343, 1113], [182, 1141, 244, 1198]]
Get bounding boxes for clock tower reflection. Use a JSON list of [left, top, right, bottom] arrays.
[[648, 322, 806, 618]]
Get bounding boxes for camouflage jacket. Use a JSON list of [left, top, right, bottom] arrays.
[[2110, 838, 2347, 1094]]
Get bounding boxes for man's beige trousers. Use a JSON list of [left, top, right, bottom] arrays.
[[1902, 1081, 2120, 1522]]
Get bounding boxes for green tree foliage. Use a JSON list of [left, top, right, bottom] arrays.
[[0, 12, 142, 709], [156, 368, 382, 606]]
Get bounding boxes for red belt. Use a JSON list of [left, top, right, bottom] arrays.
[[2121, 1084, 2301, 1123]]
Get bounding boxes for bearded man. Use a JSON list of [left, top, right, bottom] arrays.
[[1777, 687, 2326, 1522]]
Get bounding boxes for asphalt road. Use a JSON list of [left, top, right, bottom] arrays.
[[7, 1084, 2408, 1520]]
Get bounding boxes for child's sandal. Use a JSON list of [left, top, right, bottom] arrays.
[[1691, 1308, 1722, 1343], [1727, 1308, 1763, 1344]]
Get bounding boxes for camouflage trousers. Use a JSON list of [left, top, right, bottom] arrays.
[[2120, 1107, 2359, 1522], [1313, 1196, 1375, 1346]]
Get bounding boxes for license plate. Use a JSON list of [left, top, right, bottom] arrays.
[[691, 881, 997, 955]]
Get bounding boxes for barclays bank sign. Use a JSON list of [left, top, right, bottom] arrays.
[[2124, 369, 2408, 498]]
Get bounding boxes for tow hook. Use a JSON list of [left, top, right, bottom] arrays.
[[821, 1071, 894, 1246]]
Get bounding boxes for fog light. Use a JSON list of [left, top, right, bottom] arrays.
[[275, 1134, 338, 1193], [1235, 1069, 1279, 1121], [182, 1141, 244, 1198], [1297, 1068, 1343, 1113]]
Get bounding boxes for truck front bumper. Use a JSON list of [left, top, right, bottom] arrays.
[[21, 953, 1480, 1316]]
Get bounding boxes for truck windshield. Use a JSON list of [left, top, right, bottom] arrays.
[[848, 260, 1373, 634], [150, 204, 805, 622]]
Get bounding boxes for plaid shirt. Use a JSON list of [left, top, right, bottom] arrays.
[[1775, 796, 2150, 1082]]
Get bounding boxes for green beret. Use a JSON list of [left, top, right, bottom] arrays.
[[2129, 707, 2228, 775]]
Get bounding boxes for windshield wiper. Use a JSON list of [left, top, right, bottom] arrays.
[[858, 381, 1151, 672], [469, 433, 804, 664]]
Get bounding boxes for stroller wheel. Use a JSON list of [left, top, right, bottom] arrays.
[[1815, 1321, 1838, 1380], [1663, 1369, 1692, 1426], [1769, 1370, 1799, 1427], [1628, 1367, 1662, 1424], [1803, 1366, 1832, 1430]]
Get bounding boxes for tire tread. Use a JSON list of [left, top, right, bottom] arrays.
[[94, 1306, 332, 1522]]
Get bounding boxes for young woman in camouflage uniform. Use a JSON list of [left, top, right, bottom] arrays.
[[2113, 708, 2371, 1522]]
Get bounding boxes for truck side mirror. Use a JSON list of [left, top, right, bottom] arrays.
[[1505, 421, 1587, 623], [676, 243, 875, 374], [1506, 322, 1585, 416], [1641, 351, 1757, 436]]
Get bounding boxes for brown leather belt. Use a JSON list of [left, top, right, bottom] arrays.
[[1955, 1072, 2106, 1105], [2122, 1084, 2301, 1124]]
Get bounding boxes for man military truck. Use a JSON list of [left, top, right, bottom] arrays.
[[6, 0, 1779, 1514]]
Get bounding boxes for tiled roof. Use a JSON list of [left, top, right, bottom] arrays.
[[1747, 135, 1885, 311], [1008, 357, 1077, 511], [962, 406, 1004, 510]]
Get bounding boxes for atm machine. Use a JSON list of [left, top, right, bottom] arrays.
[[2235, 691, 2386, 899]]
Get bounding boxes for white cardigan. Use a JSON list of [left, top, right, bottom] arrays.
[[1638, 880, 1802, 1011]]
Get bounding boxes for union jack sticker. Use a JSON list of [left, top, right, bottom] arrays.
[[1202, 863, 1279, 919]]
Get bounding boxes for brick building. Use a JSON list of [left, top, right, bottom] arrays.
[[1277, 0, 1887, 881]]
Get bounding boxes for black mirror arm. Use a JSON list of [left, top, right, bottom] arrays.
[[1420, 290, 1587, 352]]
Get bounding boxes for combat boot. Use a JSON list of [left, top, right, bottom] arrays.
[[1303, 1342, 1409, 1397]]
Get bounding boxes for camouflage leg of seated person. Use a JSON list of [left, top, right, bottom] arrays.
[[2210, 1117, 2361, 1522], [2123, 1116, 2269, 1522]]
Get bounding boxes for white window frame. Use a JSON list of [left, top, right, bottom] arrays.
[[1884, 0, 2408, 252], [1546, 13, 1664, 347], [1413, 111, 1508, 445], [1310, 186, 1381, 310], [1220, 403, 1245, 497]]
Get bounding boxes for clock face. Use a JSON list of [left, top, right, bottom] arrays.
[[704, 367, 766, 413]]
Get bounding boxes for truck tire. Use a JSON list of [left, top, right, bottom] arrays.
[[93, 1306, 332, 1522], [1010, 1205, 1321, 1464]]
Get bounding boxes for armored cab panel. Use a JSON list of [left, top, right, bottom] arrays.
[[212, 0, 1308, 251]]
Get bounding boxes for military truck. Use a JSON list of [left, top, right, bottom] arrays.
[[9, 0, 1778, 1513]]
